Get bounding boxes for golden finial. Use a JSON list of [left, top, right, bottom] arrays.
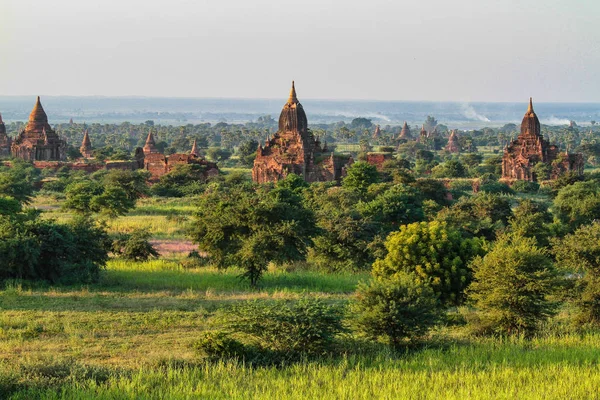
[[288, 81, 298, 103], [527, 97, 534, 113]]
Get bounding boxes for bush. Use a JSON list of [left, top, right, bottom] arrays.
[[467, 234, 561, 336], [449, 179, 473, 192], [194, 331, 257, 361], [214, 299, 345, 360], [479, 181, 514, 195], [511, 180, 540, 193], [111, 230, 159, 261], [351, 273, 442, 348], [0, 215, 109, 283]]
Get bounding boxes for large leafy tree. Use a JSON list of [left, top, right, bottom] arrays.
[[189, 177, 317, 286], [468, 234, 560, 336], [304, 184, 379, 272], [372, 221, 481, 306]]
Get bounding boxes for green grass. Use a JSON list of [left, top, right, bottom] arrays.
[[3, 335, 600, 399]]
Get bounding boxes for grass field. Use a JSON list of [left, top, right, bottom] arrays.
[[4, 192, 599, 399], [2, 258, 600, 399]]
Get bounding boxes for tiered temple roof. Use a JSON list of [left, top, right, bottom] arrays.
[[252, 82, 351, 183], [502, 98, 583, 181], [11, 97, 66, 161]]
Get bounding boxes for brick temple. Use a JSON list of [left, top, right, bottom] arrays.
[[445, 130, 460, 153], [252, 82, 352, 183], [11, 97, 67, 161], [0, 113, 10, 157], [502, 98, 583, 181]]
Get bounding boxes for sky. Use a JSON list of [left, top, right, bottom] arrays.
[[0, 0, 599, 102]]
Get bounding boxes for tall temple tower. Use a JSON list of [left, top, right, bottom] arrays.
[[252, 82, 351, 183], [80, 130, 93, 158], [398, 121, 412, 140], [502, 98, 583, 181], [0, 112, 11, 157], [143, 130, 159, 155], [11, 97, 66, 161]]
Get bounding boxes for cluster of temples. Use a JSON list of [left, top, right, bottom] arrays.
[[0, 97, 218, 181], [252, 82, 353, 183], [501, 99, 583, 181], [0, 93, 586, 185]]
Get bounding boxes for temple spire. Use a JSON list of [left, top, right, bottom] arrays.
[[143, 130, 157, 155], [190, 138, 198, 156], [527, 97, 534, 114], [0, 112, 3, 124], [145, 130, 155, 146], [288, 81, 298, 104]]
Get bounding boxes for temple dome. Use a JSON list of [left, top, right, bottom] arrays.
[[520, 97, 541, 137], [278, 81, 308, 133]]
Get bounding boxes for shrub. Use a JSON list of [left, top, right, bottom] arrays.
[[0, 215, 109, 283], [351, 273, 442, 348], [111, 230, 159, 261], [467, 234, 561, 336], [216, 299, 345, 359], [449, 179, 473, 192], [479, 181, 514, 195], [511, 180, 540, 193]]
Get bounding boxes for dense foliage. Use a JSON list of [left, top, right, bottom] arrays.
[[468, 234, 560, 336], [372, 221, 481, 306]]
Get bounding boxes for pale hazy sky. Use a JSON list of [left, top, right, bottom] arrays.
[[1, 0, 598, 102]]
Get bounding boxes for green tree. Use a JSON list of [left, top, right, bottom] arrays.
[[304, 184, 379, 272], [436, 193, 512, 240], [64, 181, 134, 218], [468, 234, 560, 336], [189, 184, 316, 286], [0, 161, 40, 204], [342, 161, 379, 196], [553, 222, 600, 325], [533, 162, 552, 181], [461, 153, 483, 168], [372, 221, 481, 306], [431, 160, 467, 178], [553, 180, 600, 229], [358, 184, 424, 234], [508, 199, 553, 247], [351, 273, 442, 348]]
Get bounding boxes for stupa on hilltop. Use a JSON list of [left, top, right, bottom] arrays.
[[502, 98, 583, 181], [11, 97, 66, 161], [252, 82, 353, 183]]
